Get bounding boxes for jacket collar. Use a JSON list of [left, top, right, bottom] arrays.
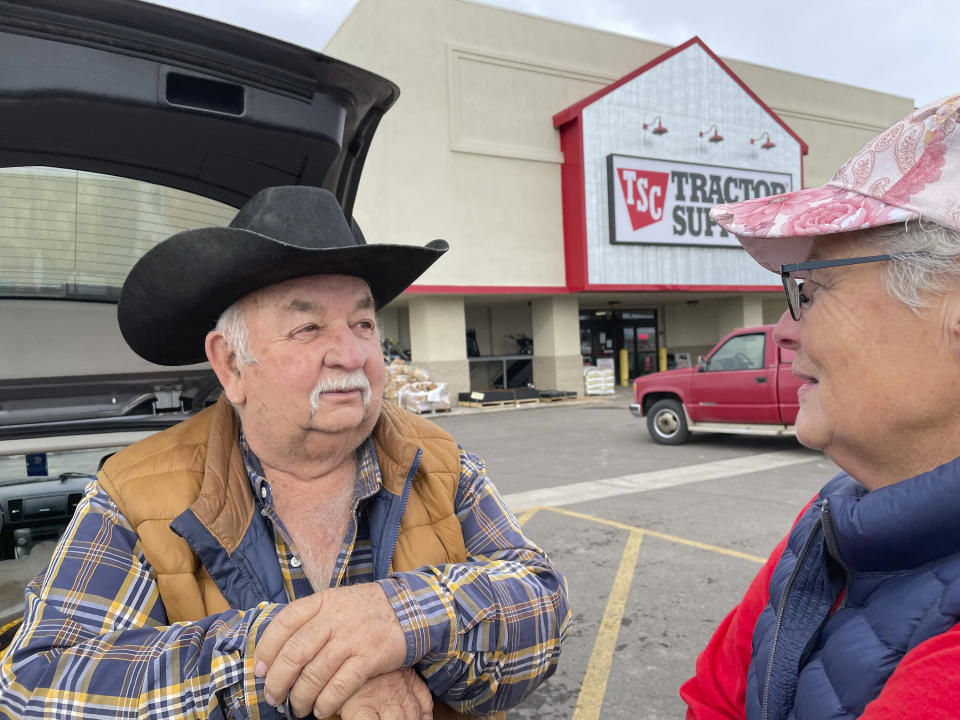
[[823, 454, 960, 572]]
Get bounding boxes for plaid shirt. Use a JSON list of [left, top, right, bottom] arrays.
[[0, 432, 569, 719]]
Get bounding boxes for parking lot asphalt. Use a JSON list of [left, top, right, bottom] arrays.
[[0, 394, 837, 718], [431, 397, 835, 719]]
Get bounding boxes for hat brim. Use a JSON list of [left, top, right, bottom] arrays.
[[118, 227, 448, 365], [710, 182, 919, 273]]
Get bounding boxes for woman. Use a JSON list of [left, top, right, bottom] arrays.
[[682, 94, 960, 719]]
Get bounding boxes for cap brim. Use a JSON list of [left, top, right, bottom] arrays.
[[119, 227, 448, 365], [710, 182, 918, 272]]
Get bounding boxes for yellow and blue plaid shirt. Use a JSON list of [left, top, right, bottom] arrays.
[[0, 433, 569, 718]]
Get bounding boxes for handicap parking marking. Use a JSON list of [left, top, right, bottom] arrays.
[[502, 447, 817, 513]]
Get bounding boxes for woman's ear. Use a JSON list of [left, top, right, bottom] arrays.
[[205, 331, 246, 406]]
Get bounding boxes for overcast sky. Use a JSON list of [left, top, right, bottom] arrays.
[[150, 0, 957, 107]]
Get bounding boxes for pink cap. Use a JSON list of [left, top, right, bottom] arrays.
[[710, 94, 960, 272]]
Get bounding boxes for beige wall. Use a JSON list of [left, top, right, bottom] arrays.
[[763, 299, 788, 325], [326, 0, 658, 288], [662, 300, 718, 358], [663, 296, 768, 359], [408, 295, 469, 397], [716, 296, 764, 337], [531, 296, 583, 393]]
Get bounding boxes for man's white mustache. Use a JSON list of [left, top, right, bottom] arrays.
[[309, 370, 371, 412]]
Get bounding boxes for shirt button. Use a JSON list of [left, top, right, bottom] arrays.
[[260, 486, 268, 499], [290, 556, 302, 568]]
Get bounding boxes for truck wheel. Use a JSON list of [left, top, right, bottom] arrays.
[[647, 399, 690, 445]]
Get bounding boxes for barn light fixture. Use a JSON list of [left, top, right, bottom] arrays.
[[643, 116, 668, 135], [751, 131, 776, 150], [699, 124, 723, 143]]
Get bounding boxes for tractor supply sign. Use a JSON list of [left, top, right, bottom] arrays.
[[607, 154, 793, 247]]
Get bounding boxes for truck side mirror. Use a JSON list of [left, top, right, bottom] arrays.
[[697, 356, 706, 372]]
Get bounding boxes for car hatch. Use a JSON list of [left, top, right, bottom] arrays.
[[0, 0, 398, 214]]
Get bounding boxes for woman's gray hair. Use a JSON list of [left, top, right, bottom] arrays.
[[214, 300, 257, 366], [863, 221, 960, 312]]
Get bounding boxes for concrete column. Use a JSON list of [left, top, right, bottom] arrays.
[[408, 296, 469, 400], [716, 295, 764, 337], [531, 296, 583, 395]]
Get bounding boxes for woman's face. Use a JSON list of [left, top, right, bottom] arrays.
[[773, 232, 960, 488]]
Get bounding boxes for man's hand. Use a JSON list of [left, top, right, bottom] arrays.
[[339, 669, 433, 720], [253, 583, 408, 718]]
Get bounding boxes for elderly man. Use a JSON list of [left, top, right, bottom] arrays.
[[0, 187, 570, 720], [682, 94, 960, 719]]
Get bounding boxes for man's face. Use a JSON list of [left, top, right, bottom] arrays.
[[229, 274, 385, 457]]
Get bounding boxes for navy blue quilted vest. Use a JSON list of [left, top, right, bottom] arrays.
[[745, 457, 960, 720]]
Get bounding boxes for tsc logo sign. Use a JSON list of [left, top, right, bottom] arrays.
[[616, 168, 669, 230], [607, 154, 793, 247]]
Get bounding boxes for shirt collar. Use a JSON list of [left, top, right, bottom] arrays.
[[238, 429, 383, 508]]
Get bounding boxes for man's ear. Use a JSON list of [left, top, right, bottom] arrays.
[[205, 331, 246, 406]]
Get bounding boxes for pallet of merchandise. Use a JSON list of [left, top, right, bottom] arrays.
[[538, 390, 577, 402], [398, 381, 451, 414], [457, 388, 540, 408]]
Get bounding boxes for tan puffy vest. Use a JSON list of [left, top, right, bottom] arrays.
[[99, 397, 502, 719]]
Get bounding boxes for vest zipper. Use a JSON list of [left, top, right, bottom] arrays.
[[761, 512, 823, 720], [379, 447, 422, 578], [820, 498, 843, 570]]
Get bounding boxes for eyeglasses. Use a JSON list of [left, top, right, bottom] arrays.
[[780, 254, 894, 321]]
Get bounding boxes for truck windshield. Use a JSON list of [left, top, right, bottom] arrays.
[[0, 447, 120, 486]]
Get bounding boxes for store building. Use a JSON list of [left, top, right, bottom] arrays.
[[553, 37, 805, 381], [326, 0, 914, 399], [0, 0, 914, 400]]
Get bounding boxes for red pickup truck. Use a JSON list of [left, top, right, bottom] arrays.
[[629, 325, 802, 444]]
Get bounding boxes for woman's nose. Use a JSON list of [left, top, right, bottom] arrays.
[[772, 308, 801, 350]]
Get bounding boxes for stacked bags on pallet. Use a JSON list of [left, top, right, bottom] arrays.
[[583, 366, 615, 395], [385, 358, 451, 413]]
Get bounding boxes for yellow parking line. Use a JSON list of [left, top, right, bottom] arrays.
[[572, 530, 643, 720], [543, 506, 766, 564], [516, 506, 541, 527]]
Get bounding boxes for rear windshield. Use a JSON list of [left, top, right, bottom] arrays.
[[0, 167, 234, 301]]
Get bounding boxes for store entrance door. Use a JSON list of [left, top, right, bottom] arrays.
[[579, 309, 658, 382]]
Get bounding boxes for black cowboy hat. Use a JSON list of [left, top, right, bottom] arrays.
[[118, 186, 448, 365]]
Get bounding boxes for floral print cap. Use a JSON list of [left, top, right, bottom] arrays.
[[711, 93, 960, 272]]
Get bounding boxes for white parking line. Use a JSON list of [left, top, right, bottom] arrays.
[[501, 448, 819, 512]]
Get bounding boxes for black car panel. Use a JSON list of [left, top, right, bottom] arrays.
[[0, 0, 398, 213]]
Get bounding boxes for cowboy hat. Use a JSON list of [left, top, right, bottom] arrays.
[[118, 185, 448, 365]]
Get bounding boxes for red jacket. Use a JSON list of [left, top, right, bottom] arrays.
[[681, 502, 960, 719]]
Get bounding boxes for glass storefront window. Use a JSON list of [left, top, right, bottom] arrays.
[[579, 308, 659, 377], [0, 167, 235, 301]]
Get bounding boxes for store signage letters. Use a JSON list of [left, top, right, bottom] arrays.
[[607, 154, 793, 247]]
